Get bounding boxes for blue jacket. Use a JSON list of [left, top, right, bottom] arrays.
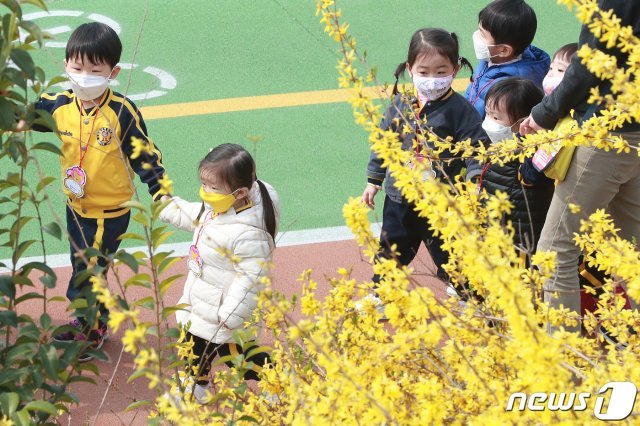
[[465, 45, 550, 118]]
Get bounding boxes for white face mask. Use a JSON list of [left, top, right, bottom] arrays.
[[542, 74, 563, 96], [482, 117, 514, 144], [472, 30, 498, 61], [412, 74, 454, 104], [67, 72, 112, 101]]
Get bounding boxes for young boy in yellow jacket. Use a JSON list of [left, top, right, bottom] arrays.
[[32, 22, 168, 361]]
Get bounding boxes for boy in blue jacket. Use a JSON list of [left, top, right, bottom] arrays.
[[465, 0, 550, 118]]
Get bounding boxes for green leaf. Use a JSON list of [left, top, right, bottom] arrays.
[[38, 345, 59, 379], [118, 232, 146, 242], [124, 273, 152, 289], [159, 274, 183, 296], [163, 327, 181, 339], [68, 298, 88, 309], [120, 200, 147, 212], [13, 240, 35, 260], [40, 312, 51, 329], [151, 226, 172, 249], [133, 296, 155, 310], [162, 303, 189, 320], [42, 221, 62, 240], [12, 410, 31, 426], [0, 369, 21, 386], [20, 261, 55, 277], [115, 250, 139, 273], [23, 400, 57, 416], [77, 362, 99, 376], [0, 0, 20, 15], [0, 97, 16, 130], [47, 295, 67, 303], [246, 345, 272, 359], [45, 75, 67, 89], [32, 109, 56, 132], [36, 176, 55, 193], [39, 272, 56, 288], [10, 48, 35, 79], [132, 211, 149, 227], [0, 275, 15, 298], [237, 415, 259, 423], [19, 20, 43, 47], [127, 368, 148, 383], [31, 141, 62, 156], [0, 392, 19, 417], [125, 399, 152, 411], [20, 0, 48, 10], [157, 256, 181, 275], [15, 291, 44, 304], [68, 375, 97, 385]]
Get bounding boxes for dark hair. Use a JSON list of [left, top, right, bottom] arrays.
[[553, 43, 578, 63], [393, 28, 473, 95], [66, 22, 122, 68], [485, 77, 543, 124], [479, 0, 537, 56], [198, 143, 277, 242]]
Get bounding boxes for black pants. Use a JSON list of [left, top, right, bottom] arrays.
[[374, 196, 449, 284], [186, 331, 271, 385], [66, 206, 130, 324]]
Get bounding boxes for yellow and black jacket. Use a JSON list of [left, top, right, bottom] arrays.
[[34, 89, 166, 218]]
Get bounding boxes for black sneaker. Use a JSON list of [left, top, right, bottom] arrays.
[[77, 323, 109, 363], [599, 324, 637, 350]]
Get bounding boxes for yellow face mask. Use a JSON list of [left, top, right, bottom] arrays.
[[199, 186, 237, 213]]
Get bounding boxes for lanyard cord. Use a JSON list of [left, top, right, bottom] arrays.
[[478, 162, 492, 188], [469, 78, 495, 108], [193, 211, 218, 248], [77, 95, 105, 168]]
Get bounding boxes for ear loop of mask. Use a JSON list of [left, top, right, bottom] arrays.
[[510, 117, 527, 133]]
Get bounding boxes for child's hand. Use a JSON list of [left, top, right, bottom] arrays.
[[15, 119, 26, 132], [362, 183, 380, 208], [519, 115, 543, 135], [160, 195, 172, 203]]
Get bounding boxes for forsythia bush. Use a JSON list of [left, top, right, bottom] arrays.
[[81, 0, 640, 424]]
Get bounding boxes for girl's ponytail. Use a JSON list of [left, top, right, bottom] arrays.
[[449, 32, 474, 81], [195, 203, 206, 222], [459, 57, 474, 81], [392, 62, 406, 95], [256, 179, 277, 243]]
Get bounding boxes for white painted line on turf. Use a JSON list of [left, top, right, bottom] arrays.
[[0, 223, 382, 271], [144, 67, 177, 89]]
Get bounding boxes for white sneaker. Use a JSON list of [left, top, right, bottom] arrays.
[[192, 383, 212, 404], [446, 285, 467, 309], [446, 286, 458, 298], [168, 378, 212, 405], [355, 294, 387, 320], [262, 390, 281, 405]]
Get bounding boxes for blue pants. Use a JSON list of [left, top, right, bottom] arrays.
[[374, 196, 448, 284], [66, 206, 130, 323]]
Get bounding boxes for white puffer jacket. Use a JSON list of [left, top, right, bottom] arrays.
[[160, 181, 279, 344]]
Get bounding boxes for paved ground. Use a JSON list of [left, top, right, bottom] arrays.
[[21, 239, 444, 425]]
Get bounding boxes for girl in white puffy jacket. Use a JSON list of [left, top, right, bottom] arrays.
[[160, 143, 279, 401]]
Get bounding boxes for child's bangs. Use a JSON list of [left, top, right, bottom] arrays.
[[198, 163, 220, 184]]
